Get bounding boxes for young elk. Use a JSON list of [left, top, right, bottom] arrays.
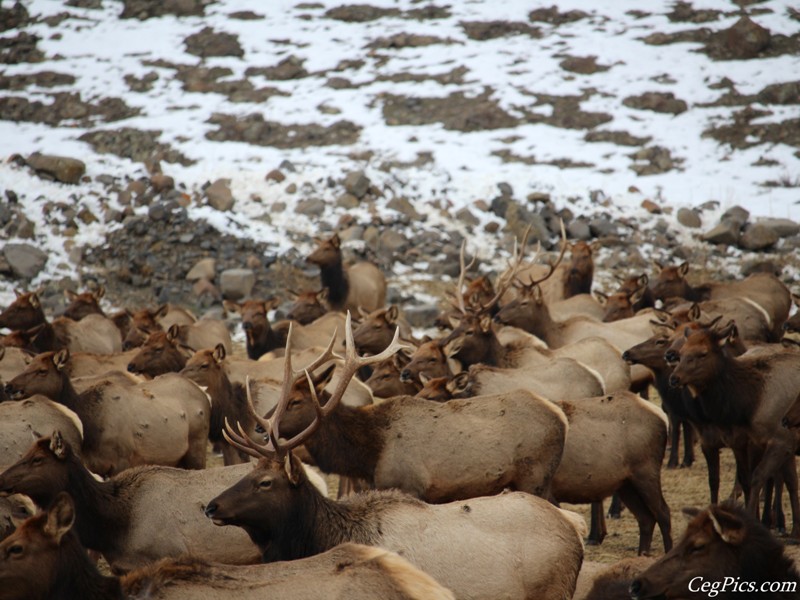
[[630, 502, 800, 599], [207, 384, 586, 599], [286, 288, 329, 324], [307, 234, 386, 313], [241, 313, 569, 503], [0, 492, 453, 600]]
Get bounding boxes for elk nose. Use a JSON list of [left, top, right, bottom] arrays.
[[621, 350, 632, 363], [783, 416, 792, 429], [629, 579, 643, 599], [664, 350, 679, 364], [399, 369, 411, 382], [204, 502, 218, 518], [242, 321, 253, 331], [122, 341, 134, 350], [3, 382, 16, 396], [668, 374, 680, 388], [127, 363, 137, 373]]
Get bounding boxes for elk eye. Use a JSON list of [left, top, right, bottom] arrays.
[[31, 457, 43, 466], [8, 544, 23, 556], [655, 339, 666, 346], [259, 480, 272, 489], [690, 543, 705, 553]]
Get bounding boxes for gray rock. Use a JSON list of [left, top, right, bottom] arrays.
[[404, 304, 441, 328], [205, 179, 234, 211], [456, 207, 480, 226], [497, 182, 514, 197], [25, 153, 85, 184], [379, 229, 409, 254], [567, 219, 592, 240], [186, 257, 216, 282], [739, 223, 779, 251], [344, 171, 371, 198], [184, 27, 244, 58], [702, 221, 740, 245], [489, 195, 510, 218], [336, 193, 359, 209], [721, 205, 749, 228], [505, 201, 550, 244], [220, 268, 255, 300], [338, 225, 364, 242], [387, 196, 422, 221], [295, 198, 326, 216], [754, 217, 799, 238], [676, 207, 702, 228], [3, 243, 48, 280], [588, 217, 618, 238]]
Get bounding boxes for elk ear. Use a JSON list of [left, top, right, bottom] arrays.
[[166, 324, 181, 343], [419, 373, 430, 386], [317, 288, 329, 303], [630, 287, 645, 304], [29, 293, 40, 309], [14, 289, 23, 299], [223, 300, 241, 315], [532, 285, 544, 305], [681, 506, 702, 519], [329, 234, 341, 249], [212, 343, 226, 363], [653, 260, 664, 272], [594, 291, 608, 306], [479, 313, 493, 333], [386, 305, 399, 324], [637, 274, 649, 287], [95, 286, 105, 300], [64, 289, 77, 301], [284, 453, 302, 486], [678, 262, 689, 276], [53, 349, 69, 371], [44, 492, 75, 544], [688, 303, 701, 322], [154, 304, 170, 320], [313, 364, 336, 394], [50, 430, 68, 459], [708, 506, 746, 546], [448, 371, 470, 396]]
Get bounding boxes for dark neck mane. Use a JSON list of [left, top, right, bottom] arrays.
[[56, 375, 103, 453], [51, 531, 123, 600], [303, 402, 386, 481], [694, 357, 763, 427], [319, 257, 349, 309]]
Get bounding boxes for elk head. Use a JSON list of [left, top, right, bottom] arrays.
[[62, 287, 105, 321], [564, 241, 594, 297], [0, 491, 78, 600], [224, 298, 281, 359], [307, 234, 343, 268], [650, 261, 691, 302], [400, 339, 451, 384], [414, 372, 470, 402], [353, 305, 403, 355], [0, 432, 73, 507], [668, 322, 737, 392], [0, 291, 46, 331], [441, 312, 496, 366], [286, 289, 329, 324], [4, 349, 69, 401], [127, 325, 188, 377], [121, 306, 170, 350], [365, 354, 418, 398], [179, 343, 226, 388], [597, 284, 646, 323]]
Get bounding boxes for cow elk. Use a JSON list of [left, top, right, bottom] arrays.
[[208, 408, 586, 600], [286, 288, 329, 324], [630, 503, 800, 599], [307, 233, 386, 313], [5, 349, 210, 475], [62, 286, 106, 321]]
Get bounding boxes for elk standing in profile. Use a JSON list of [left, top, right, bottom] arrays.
[[307, 233, 386, 313]]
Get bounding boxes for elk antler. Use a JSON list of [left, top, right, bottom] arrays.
[[453, 239, 478, 316], [479, 224, 536, 313], [515, 220, 567, 292]]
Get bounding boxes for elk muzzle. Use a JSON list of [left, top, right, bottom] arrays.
[[3, 383, 24, 401]]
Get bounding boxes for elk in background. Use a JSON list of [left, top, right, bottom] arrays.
[[286, 288, 330, 324], [307, 233, 386, 313]]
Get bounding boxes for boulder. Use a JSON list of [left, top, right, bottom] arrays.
[[220, 268, 255, 300], [3, 243, 48, 280], [25, 153, 85, 184]]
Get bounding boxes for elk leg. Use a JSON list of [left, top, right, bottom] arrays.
[[701, 442, 721, 504], [666, 411, 679, 469], [587, 501, 607, 545], [781, 456, 800, 539], [616, 483, 656, 556], [681, 420, 695, 468], [629, 467, 672, 553], [607, 492, 623, 519], [762, 476, 776, 529], [732, 444, 753, 508], [770, 476, 786, 533], [747, 437, 793, 518]]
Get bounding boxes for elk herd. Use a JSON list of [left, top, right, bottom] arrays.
[[0, 229, 799, 599]]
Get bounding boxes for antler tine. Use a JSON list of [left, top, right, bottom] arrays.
[[222, 417, 271, 460], [296, 326, 339, 376], [454, 239, 476, 315], [527, 219, 567, 289], [243, 376, 279, 448], [481, 225, 534, 312]]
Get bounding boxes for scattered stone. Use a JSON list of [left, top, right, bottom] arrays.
[[150, 174, 174, 193], [0, 92, 139, 126], [623, 92, 688, 115], [336, 193, 359, 209], [702, 221, 740, 245], [739, 223, 779, 250], [386, 196, 422, 221], [0, 70, 75, 89], [584, 129, 651, 146], [629, 146, 682, 175], [184, 27, 244, 58], [741, 260, 782, 277], [295, 198, 326, 216], [120, 0, 211, 20], [716, 16, 771, 60], [265, 169, 286, 183], [344, 171, 371, 198], [754, 217, 800, 238], [721, 205, 750, 228], [676, 207, 702, 228], [484, 222, 500, 234], [641, 199, 662, 214], [247, 55, 308, 80], [456, 207, 480, 226], [284, 183, 297, 194], [206, 113, 361, 147], [367, 33, 457, 50], [24, 153, 85, 184], [0, 2, 29, 32], [79, 128, 194, 166], [0, 32, 44, 64], [505, 201, 550, 244], [205, 178, 234, 211], [3, 242, 48, 280], [403, 304, 440, 328], [186, 257, 216, 282], [338, 225, 364, 242], [588, 217, 619, 238], [527, 192, 551, 204], [528, 6, 588, 24], [559, 55, 609, 74], [382, 89, 518, 132], [460, 21, 541, 41], [378, 230, 409, 254], [220, 268, 255, 300], [124, 71, 158, 92], [192, 277, 222, 304], [567, 219, 592, 240], [324, 4, 401, 22]]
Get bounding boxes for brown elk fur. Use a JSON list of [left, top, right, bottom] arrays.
[[127, 326, 190, 377], [206, 453, 585, 600], [366, 355, 420, 398], [631, 503, 800, 599], [62, 287, 106, 321], [6, 350, 209, 475], [286, 289, 329, 324], [353, 305, 414, 356], [0, 434, 261, 571], [307, 234, 386, 313]]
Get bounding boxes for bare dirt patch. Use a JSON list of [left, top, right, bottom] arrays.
[[380, 89, 519, 131], [205, 113, 362, 148], [78, 128, 195, 166]]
